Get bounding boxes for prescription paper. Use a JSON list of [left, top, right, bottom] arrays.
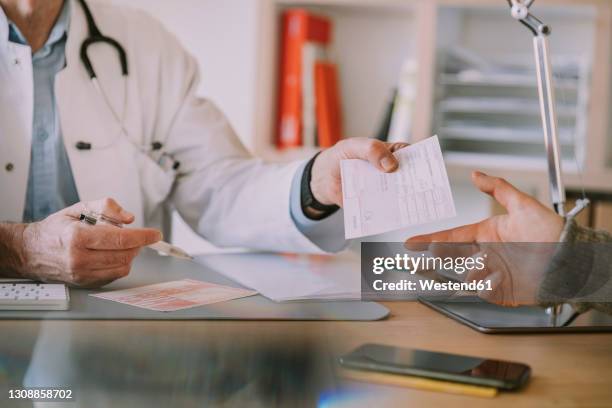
[[90, 279, 257, 312], [341, 136, 456, 239]]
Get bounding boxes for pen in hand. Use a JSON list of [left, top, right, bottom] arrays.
[[78, 211, 193, 260]]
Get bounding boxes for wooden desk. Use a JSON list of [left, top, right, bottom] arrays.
[[1, 302, 611, 407], [334, 302, 612, 407]]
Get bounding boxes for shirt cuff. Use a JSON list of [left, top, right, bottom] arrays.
[[289, 161, 348, 253]]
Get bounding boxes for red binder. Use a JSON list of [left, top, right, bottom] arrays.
[[314, 62, 342, 148], [277, 9, 331, 149]]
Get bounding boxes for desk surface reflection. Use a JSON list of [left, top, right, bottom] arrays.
[[1, 322, 338, 407]]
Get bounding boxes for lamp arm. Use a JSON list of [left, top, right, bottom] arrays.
[[509, 0, 567, 216], [534, 34, 566, 215]]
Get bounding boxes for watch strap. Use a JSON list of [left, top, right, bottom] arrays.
[[300, 153, 340, 220]]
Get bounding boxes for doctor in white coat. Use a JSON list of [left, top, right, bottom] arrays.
[[0, 0, 406, 287]]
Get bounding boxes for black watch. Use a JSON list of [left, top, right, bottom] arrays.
[[300, 153, 340, 221]]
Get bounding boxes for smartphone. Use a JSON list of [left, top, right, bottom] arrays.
[[339, 343, 531, 390]]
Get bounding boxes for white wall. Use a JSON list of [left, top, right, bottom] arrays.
[[328, 9, 416, 139]]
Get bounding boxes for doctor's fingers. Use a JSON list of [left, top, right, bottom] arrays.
[[72, 224, 162, 250], [386, 142, 410, 153], [67, 247, 141, 271], [338, 139, 400, 173], [62, 198, 135, 225], [67, 266, 132, 288]]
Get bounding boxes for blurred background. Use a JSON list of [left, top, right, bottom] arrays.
[[100, 0, 612, 252]]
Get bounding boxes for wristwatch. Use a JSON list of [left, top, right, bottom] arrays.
[[300, 153, 340, 220]]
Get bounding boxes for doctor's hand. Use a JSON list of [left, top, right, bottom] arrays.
[[20, 198, 162, 288], [311, 138, 409, 206], [406, 171, 564, 306]]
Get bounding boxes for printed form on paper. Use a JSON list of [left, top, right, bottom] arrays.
[[340, 136, 456, 239], [90, 279, 257, 312]]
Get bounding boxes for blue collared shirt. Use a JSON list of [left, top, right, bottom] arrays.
[[4, 0, 80, 222]]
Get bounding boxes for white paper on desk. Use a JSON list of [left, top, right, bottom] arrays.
[[341, 135, 456, 239], [198, 252, 360, 302]]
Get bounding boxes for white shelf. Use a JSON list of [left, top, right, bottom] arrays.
[[444, 151, 579, 174], [439, 73, 578, 90], [439, 125, 574, 145], [438, 97, 577, 117]]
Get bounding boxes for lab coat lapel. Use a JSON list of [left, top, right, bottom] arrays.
[[0, 42, 33, 222], [56, 0, 144, 225]]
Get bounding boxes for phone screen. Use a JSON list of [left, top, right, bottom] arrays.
[[339, 344, 530, 389]]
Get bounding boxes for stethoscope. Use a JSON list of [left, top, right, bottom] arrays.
[[74, 0, 180, 173]]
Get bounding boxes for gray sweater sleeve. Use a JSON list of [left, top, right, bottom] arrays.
[[538, 219, 612, 314]]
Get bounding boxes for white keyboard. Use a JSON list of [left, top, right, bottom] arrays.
[[0, 282, 70, 310]]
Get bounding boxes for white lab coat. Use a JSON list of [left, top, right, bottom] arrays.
[[0, 0, 324, 253]]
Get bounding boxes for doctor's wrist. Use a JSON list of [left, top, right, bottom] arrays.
[[302, 153, 340, 220], [0, 223, 29, 278]]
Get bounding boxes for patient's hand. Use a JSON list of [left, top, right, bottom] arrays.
[[408, 171, 564, 244], [406, 171, 565, 306]]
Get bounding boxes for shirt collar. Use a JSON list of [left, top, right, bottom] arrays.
[[1, 0, 70, 50]]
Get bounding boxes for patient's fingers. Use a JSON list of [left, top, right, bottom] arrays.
[[465, 260, 490, 283], [428, 242, 481, 260], [472, 171, 528, 213], [406, 222, 481, 248]]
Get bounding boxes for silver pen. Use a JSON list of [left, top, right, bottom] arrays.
[[79, 211, 193, 260]]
